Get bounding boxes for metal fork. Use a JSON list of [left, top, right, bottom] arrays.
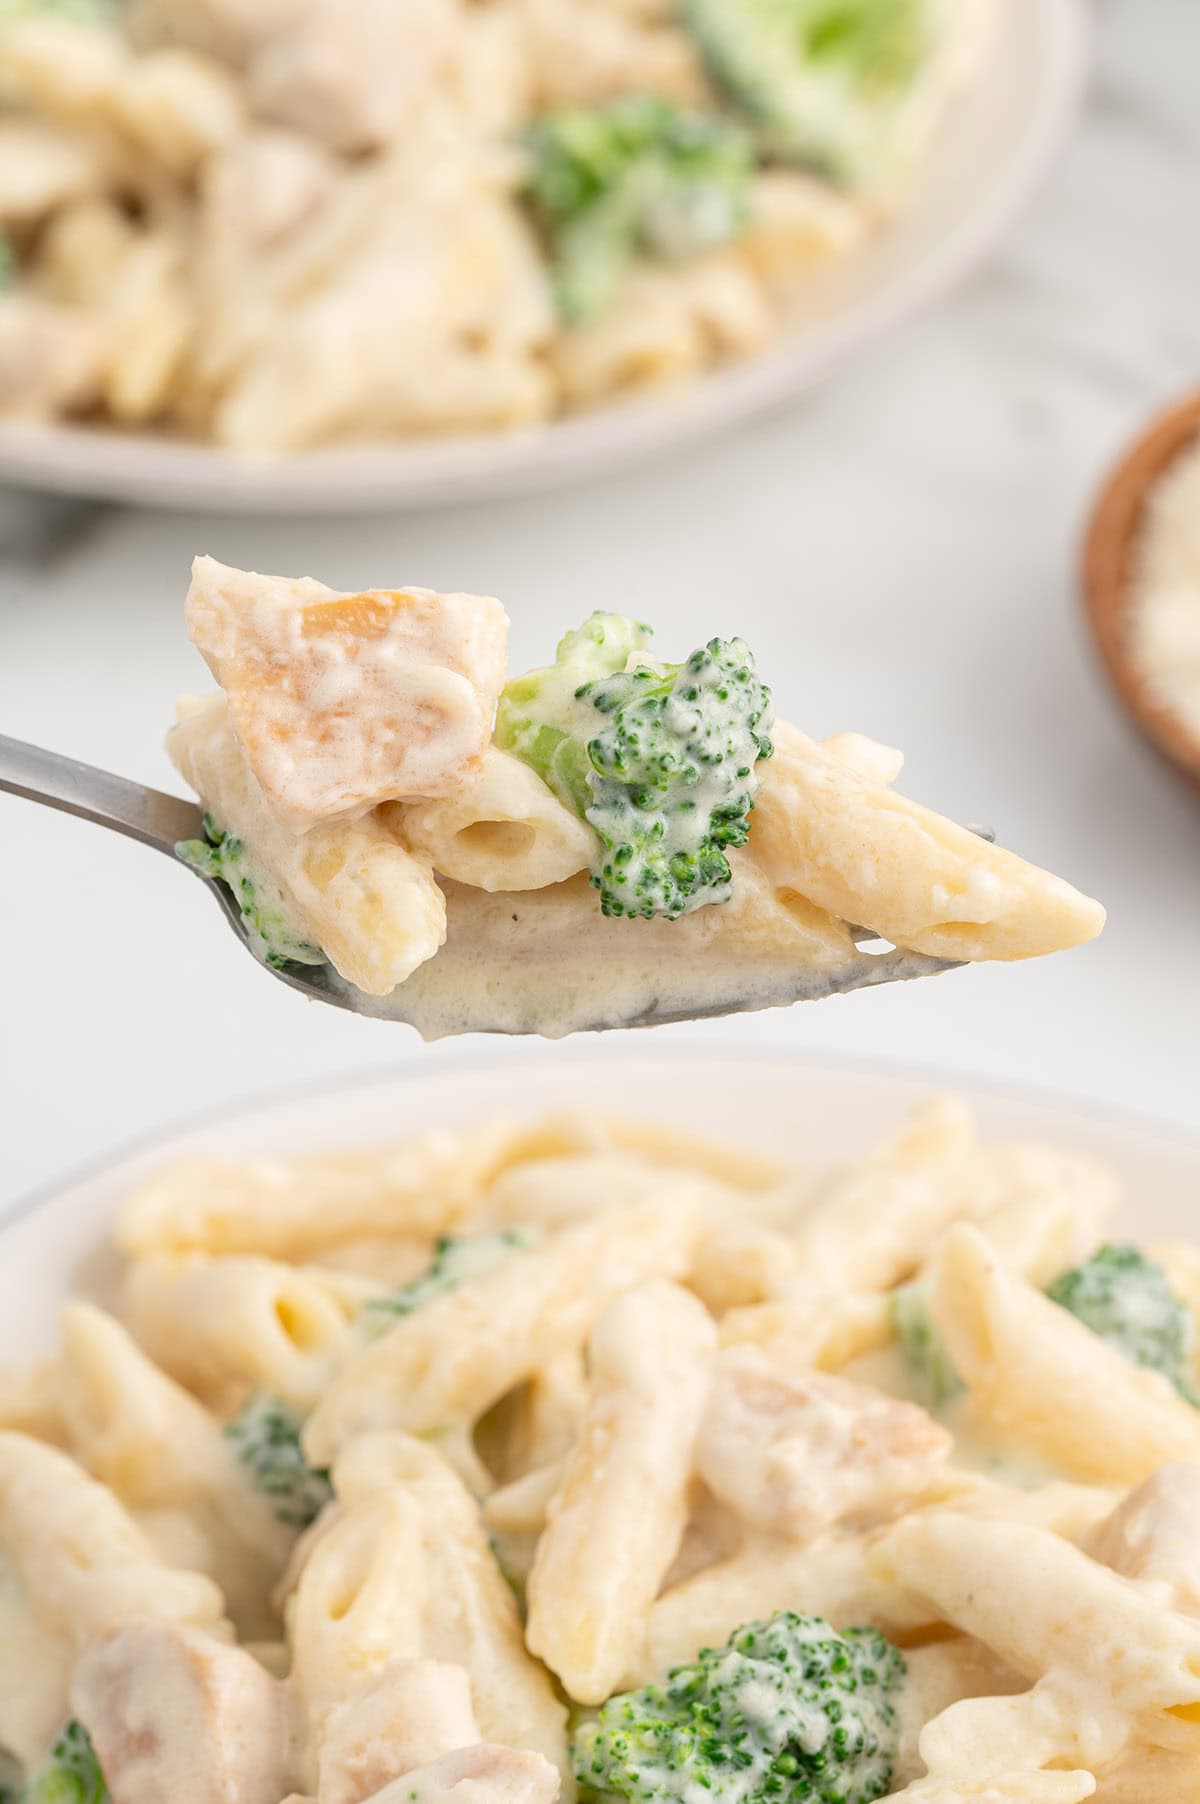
[[0, 733, 968, 1028]]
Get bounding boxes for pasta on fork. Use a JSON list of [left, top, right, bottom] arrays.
[[165, 556, 1105, 1036], [4, 1095, 1200, 1803]]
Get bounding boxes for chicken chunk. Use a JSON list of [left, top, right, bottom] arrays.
[[247, 0, 459, 154], [1089, 1461, 1200, 1615], [71, 1621, 289, 1804], [357, 1745, 560, 1804], [695, 1346, 952, 1538], [318, 1659, 479, 1804], [185, 556, 510, 826]]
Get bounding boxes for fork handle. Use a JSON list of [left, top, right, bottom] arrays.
[[0, 733, 204, 857]]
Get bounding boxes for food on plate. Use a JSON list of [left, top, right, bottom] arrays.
[[4, 1094, 1200, 1801], [0, 0, 995, 451], [167, 555, 1103, 1036], [1125, 430, 1200, 751]]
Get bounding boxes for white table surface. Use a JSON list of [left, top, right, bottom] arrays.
[[2, 0, 1198, 1214]]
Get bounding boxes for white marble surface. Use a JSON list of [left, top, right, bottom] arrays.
[[2, 0, 1198, 1212]]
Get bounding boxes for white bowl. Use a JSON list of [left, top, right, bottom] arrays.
[[0, 0, 1089, 514], [1, 1044, 1195, 1363]]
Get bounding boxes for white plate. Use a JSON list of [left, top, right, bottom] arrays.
[[1, 1043, 1196, 1363], [0, 0, 1089, 514]]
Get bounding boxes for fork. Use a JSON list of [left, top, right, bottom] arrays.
[[0, 732, 971, 1027]]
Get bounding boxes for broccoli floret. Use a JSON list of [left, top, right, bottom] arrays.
[[225, 1395, 333, 1529], [522, 95, 754, 322], [0, 235, 14, 293], [888, 1280, 963, 1410], [176, 813, 324, 972], [575, 1609, 904, 1804], [681, 0, 938, 191], [1046, 1243, 1199, 1404], [361, 1228, 541, 1335], [16, 1724, 108, 1804], [496, 613, 773, 921]]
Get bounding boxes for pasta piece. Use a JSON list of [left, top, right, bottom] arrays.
[[872, 1512, 1200, 1746], [331, 1434, 569, 1778], [0, 1358, 67, 1444], [0, 1431, 230, 1645], [116, 1115, 572, 1260], [390, 751, 594, 893], [1088, 1464, 1200, 1616], [790, 1099, 978, 1291], [317, 1659, 479, 1804], [185, 557, 509, 825], [474, 1352, 588, 1484], [70, 1621, 289, 1804], [913, 1676, 1123, 1791], [750, 729, 1106, 960], [638, 1530, 934, 1688], [1090, 1745, 1200, 1800], [719, 1289, 892, 1369], [123, 1254, 368, 1412], [887, 1777, 1096, 1802], [972, 1144, 1118, 1285], [290, 1489, 429, 1763], [929, 1227, 1200, 1482], [893, 1638, 1029, 1790], [57, 1303, 293, 1637], [526, 1281, 716, 1702], [482, 1464, 562, 1538], [0, 1546, 73, 1767], [304, 1196, 700, 1459], [168, 693, 446, 995], [694, 1347, 951, 1539]]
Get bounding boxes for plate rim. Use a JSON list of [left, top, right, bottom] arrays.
[[0, 0, 1093, 513], [6, 1035, 1196, 1243]]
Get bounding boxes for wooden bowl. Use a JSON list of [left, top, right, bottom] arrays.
[[1082, 388, 1200, 793]]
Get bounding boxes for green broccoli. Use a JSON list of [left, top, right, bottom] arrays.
[[14, 1724, 107, 1804], [0, 235, 14, 294], [522, 94, 754, 322], [888, 1280, 963, 1410], [496, 613, 773, 921], [176, 813, 324, 972], [361, 1228, 541, 1335], [1046, 1243, 1199, 1404], [575, 1609, 904, 1804], [681, 0, 939, 191], [225, 1395, 333, 1529]]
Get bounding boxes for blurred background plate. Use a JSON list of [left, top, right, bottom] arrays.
[[1, 1043, 1196, 1358], [0, 0, 1090, 515]]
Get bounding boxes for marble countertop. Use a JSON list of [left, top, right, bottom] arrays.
[[2, 0, 1198, 1213]]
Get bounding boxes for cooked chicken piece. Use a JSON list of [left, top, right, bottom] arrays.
[[354, 1745, 560, 1804], [185, 557, 510, 826], [695, 1346, 952, 1538], [1089, 1462, 1200, 1615], [247, 0, 459, 154], [0, 293, 105, 420], [71, 1621, 289, 1804], [318, 1659, 479, 1804]]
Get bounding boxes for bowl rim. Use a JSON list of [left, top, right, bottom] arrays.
[[6, 1037, 1197, 1242], [1081, 388, 1200, 795], [0, 0, 1092, 513]]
